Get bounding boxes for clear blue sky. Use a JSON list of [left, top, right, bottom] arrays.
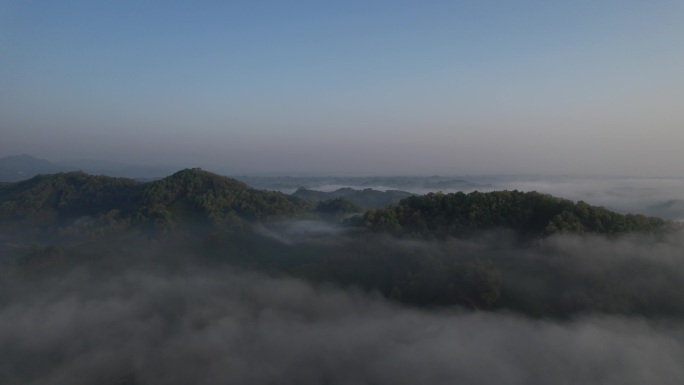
[[2, 0, 683, 175]]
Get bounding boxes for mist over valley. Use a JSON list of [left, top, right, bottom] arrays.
[[3, 1, 684, 383], [1, 168, 684, 383]]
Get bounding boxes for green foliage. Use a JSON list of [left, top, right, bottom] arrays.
[[3, 171, 683, 319], [314, 197, 363, 220], [0, 172, 140, 218], [363, 190, 673, 238], [138, 168, 307, 230], [462, 258, 503, 307], [0, 168, 311, 240], [0, 172, 142, 243]]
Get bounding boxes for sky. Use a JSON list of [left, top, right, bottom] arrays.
[[1, 0, 683, 176]]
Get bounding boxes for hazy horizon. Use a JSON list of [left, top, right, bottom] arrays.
[[2, 1, 683, 176]]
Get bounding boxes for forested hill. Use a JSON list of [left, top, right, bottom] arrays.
[[1, 170, 676, 243], [0, 169, 309, 239], [0, 171, 142, 219], [139, 168, 309, 229], [2, 171, 682, 318], [362, 190, 673, 238]]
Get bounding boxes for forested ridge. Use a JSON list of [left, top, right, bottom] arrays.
[[138, 168, 310, 231], [0, 169, 310, 240], [293, 186, 414, 209], [362, 190, 671, 239], [2, 170, 682, 319], [1, 170, 673, 240]]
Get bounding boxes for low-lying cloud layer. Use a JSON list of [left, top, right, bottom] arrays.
[[489, 176, 684, 221], [2, 265, 683, 385]]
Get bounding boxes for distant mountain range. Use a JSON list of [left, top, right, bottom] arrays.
[[1, 168, 673, 246], [0, 154, 175, 182], [293, 187, 414, 209], [2, 155, 496, 196], [234, 175, 494, 194], [0, 154, 64, 182], [0, 168, 310, 249]]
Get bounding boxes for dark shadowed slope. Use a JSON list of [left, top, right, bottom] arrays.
[[292, 187, 414, 209]]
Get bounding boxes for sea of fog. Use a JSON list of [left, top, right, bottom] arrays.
[[3, 264, 684, 385]]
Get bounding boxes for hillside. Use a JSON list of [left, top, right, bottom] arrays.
[[1, 171, 683, 320], [362, 190, 673, 239], [292, 187, 414, 209], [2, 170, 674, 244], [139, 168, 310, 231], [0, 168, 310, 245]]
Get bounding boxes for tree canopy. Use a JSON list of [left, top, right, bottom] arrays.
[[362, 190, 672, 239]]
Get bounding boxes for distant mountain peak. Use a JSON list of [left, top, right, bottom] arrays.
[[1, 153, 53, 163], [166, 167, 230, 181], [0, 154, 64, 182]]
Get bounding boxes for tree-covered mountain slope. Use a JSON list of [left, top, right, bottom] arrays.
[[138, 168, 310, 231], [361, 190, 673, 238], [1, 169, 676, 247], [0, 169, 311, 243], [0, 171, 141, 220], [2, 171, 683, 319]]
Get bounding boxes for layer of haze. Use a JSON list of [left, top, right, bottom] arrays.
[[2, 1, 684, 175], [3, 229, 684, 384], [3, 175, 684, 383]]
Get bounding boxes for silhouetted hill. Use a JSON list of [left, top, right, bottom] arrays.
[[0, 154, 176, 181], [0, 154, 67, 182], [234, 175, 493, 193], [647, 199, 684, 221], [58, 158, 175, 178]]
